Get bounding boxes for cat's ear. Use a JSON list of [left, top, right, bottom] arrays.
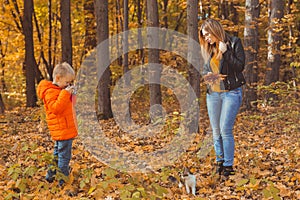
[[183, 167, 190, 176]]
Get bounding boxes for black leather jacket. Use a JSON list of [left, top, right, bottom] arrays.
[[202, 34, 246, 92]]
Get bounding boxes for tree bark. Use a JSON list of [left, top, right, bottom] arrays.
[[265, 0, 284, 102], [116, 0, 123, 66], [218, 0, 229, 19], [187, 0, 200, 132], [243, 0, 260, 109], [48, 0, 53, 80], [146, 0, 162, 121], [23, 0, 37, 107], [287, 0, 293, 48], [0, 40, 7, 92], [123, 0, 130, 86], [95, 0, 113, 119], [32, 10, 45, 83], [137, 0, 144, 63], [285, 0, 297, 84], [230, 1, 239, 36], [265, 0, 284, 85], [0, 93, 4, 114], [161, 0, 168, 48], [60, 0, 72, 66], [53, 3, 59, 67], [84, 0, 96, 53]]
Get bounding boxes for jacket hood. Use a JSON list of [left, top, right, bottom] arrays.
[[37, 80, 60, 100]]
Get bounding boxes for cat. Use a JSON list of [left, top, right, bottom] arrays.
[[168, 167, 196, 196], [180, 167, 196, 196]]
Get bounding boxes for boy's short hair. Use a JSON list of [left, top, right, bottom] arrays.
[[53, 62, 75, 79]]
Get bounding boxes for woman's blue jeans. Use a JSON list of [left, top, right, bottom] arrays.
[[206, 87, 242, 167], [46, 139, 73, 184]]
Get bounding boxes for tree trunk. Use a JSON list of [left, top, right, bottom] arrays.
[[116, 0, 123, 66], [187, 0, 200, 132], [230, 1, 239, 36], [243, 0, 260, 109], [32, 9, 45, 83], [218, 0, 229, 19], [24, 0, 37, 107], [287, 0, 293, 48], [146, 0, 162, 121], [0, 93, 4, 114], [161, 0, 168, 48], [53, 3, 59, 68], [123, 0, 130, 86], [95, 0, 113, 119], [137, 0, 145, 83], [265, 0, 284, 102], [60, 0, 72, 66], [285, 0, 297, 85], [0, 40, 7, 92], [137, 0, 144, 57], [84, 0, 96, 53], [48, 0, 53, 80]]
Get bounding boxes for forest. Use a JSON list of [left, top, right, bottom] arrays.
[[0, 0, 299, 199]]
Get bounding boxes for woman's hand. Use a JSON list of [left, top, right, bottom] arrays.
[[203, 73, 227, 85], [219, 41, 227, 53]]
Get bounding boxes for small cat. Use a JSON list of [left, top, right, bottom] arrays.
[[168, 167, 196, 196], [180, 167, 196, 196]]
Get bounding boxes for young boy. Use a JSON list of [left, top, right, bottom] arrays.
[[37, 62, 77, 186]]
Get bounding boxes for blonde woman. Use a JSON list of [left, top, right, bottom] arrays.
[[199, 19, 246, 176]]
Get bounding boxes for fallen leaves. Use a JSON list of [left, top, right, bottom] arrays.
[[0, 97, 299, 200]]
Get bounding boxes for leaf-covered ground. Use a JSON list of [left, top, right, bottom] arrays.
[[0, 96, 299, 199]]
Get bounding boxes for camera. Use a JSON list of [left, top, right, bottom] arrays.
[[67, 84, 77, 95]]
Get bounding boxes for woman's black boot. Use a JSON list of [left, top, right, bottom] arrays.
[[223, 166, 235, 176]]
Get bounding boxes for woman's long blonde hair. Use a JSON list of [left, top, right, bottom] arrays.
[[199, 19, 226, 62]]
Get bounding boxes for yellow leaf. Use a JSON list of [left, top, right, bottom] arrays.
[[275, 182, 291, 197], [256, 127, 266, 135]]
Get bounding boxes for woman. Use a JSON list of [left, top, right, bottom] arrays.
[[199, 19, 246, 176]]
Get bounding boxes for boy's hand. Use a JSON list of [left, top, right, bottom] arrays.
[[65, 85, 75, 94]]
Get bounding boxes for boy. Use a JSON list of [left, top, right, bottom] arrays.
[[37, 62, 77, 186]]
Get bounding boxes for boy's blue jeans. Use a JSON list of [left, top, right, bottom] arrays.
[[206, 87, 242, 167], [46, 139, 73, 184]]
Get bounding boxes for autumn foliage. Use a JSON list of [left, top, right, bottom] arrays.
[[0, 81, 299, 199], [0, 0, 300, 199]]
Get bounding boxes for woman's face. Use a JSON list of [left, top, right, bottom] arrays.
[[202, 29, 217, 45]]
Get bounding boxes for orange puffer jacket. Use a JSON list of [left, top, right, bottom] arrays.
[[37, 80, 78, 141]]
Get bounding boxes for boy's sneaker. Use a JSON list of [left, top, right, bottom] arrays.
[[58, 179, 65, 187], [45, 177, 54, 183], [223, 166, 235, 176], [216, 161, 224, 175], [45, 173, 55, 183]]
